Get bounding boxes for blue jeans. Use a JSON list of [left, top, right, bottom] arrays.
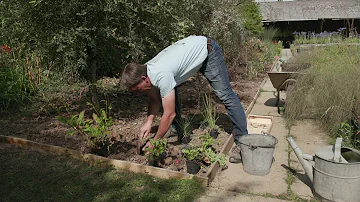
[[172, 38, 248, 144], [199, 38, 248, 143]]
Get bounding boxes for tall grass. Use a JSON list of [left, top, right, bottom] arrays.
[[285, 44, 360, 148], [262, 26, 279, 42], [0, 62, 35, 111]]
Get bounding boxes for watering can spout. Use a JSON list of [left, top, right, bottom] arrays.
[[287, 137, 314, 183]]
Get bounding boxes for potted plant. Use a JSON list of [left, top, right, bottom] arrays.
[[146, 138, 167, 167], [201, 94, 219, 139], [204, 148, 227, 169], [177, 115, 194, 144], [181, 145, 203, 174]]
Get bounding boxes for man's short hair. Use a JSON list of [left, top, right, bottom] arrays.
[[120, 63, 147, 90]]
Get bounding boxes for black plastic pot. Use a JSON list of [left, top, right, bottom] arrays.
[[186, 160, 200, 174], [148, 156, 164, 167], [209, 129, 219, 139], [181, 135, 191, 144]]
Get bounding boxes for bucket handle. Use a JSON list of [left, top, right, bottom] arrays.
[[240, 133, 278, 149], [240, 142, 277, 149], [249, 145, 257, 151]]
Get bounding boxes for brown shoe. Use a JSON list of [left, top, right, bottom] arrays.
[[229, 146, 242, 163]]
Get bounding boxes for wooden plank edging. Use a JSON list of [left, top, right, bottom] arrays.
[[0, 135, 208, 186]]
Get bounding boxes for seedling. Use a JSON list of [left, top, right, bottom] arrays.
[[200, 133, 215, 149], [204, 148, 227, 167], [201, 94, 219, 131], [181, 145, 203, 162], [145, 138, 167, 160], [176, 115, 194, 143]]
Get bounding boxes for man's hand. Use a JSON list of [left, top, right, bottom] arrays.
[[140, 120, 152, 139], [142, 140, 153, 152]]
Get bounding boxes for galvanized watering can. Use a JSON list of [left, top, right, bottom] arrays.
[[288, 137, 360, 202]]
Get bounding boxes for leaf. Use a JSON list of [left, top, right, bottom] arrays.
[[68, 131, 75, 136], [57, 116, 67, 124], [77, 111, 85, 124], [92, 113, 99, 123]]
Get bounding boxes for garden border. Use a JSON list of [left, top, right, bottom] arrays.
[[0, 135, 209, 186]]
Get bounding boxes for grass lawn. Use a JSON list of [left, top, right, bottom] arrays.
[[0, 144, 204, 202]]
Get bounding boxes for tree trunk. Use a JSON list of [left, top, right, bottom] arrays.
[[90, 51, 100, 113]]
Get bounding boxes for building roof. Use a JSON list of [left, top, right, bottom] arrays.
[[259, 0, 360, 22]]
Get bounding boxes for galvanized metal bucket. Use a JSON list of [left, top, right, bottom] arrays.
[[239, 134, 278, 176]]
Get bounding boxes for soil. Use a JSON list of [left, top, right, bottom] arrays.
[[0, 70, 267, 175]]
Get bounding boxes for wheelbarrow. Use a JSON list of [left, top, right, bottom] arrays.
[[267, 71, 298, 114], [267, 63, 311, 114]]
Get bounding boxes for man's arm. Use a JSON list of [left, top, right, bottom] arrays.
[[147, 87, 161, 122], [140, 87, 161, 139], [154, 89, 176, 140]]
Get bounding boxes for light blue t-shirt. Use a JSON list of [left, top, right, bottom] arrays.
[[146, 36, 208, 97]]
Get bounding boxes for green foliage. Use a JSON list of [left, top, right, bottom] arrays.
[[146, 138, 167, 159], [285, 44, 360, 150], [57, 101, 114, 148], [201, 94, 219, 130], [262, 26, 279, 42], [204, 148, 227, 167], [181, 146, 203, 161], [0, 0, 272, 110], [182, 133, 226, 168], [199, 133, 215, 149], [177, 115, 194, 138], [0, 53, 35, 110], [336, 121, 360, 149], [240, 1, 264, 37], [243, 38, 282, 79]]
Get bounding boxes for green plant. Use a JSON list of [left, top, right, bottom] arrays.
[[57, 101, 114, 148], [0, 51, 35, 111], [239, 1, 264, 37], [177, 115, 194, 138], [146, 138, 167, 159], [204, 148, 227, 167], [200, 133, 215, 149], [181, 145, 203, 162], [262, 26, 279, 42], [201, 94, 219, 130], [336, 120, 360, 149]]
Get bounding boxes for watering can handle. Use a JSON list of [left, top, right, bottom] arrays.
[[333, 138, 342, 163]]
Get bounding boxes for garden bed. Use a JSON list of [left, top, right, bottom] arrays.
[[0, 65, 271, 184]]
